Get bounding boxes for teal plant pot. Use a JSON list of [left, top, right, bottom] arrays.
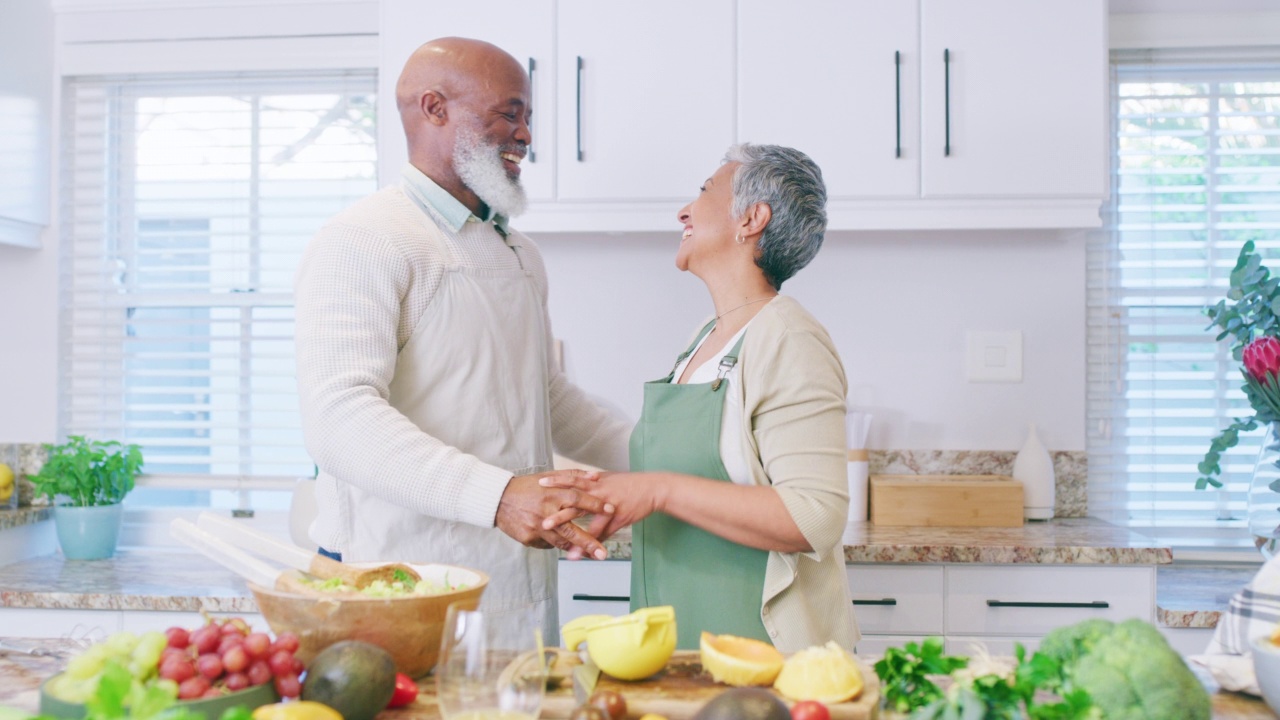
[[54, 503, 123, 560]]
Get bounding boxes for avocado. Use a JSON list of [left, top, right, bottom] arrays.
[[301, 640, 397, 720], [692, 687, 791, 720]]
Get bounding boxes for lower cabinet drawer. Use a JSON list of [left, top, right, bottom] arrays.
[[558, 559, 631, 625], [847, 565, 945, 635], [946, 565, 1155, 636]]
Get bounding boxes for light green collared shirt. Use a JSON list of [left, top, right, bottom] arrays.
[[400, 165, 510, 235]]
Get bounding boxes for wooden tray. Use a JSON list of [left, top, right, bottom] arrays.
[[869, 474, 1023, 527], [542, 651, 879, 719]]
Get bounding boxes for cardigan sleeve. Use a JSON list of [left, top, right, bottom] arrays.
[[745, 320, 850, 562]]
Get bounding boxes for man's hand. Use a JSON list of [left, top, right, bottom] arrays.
[[538, 472, 666, 558], [495, 470, 615, 559]]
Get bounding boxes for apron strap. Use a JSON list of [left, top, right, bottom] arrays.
[[711, 331, 749, 392], [666, 319, 719, 380]]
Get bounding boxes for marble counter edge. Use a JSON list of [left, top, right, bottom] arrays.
[[0, 591, 259, 613], [0, 508, 52, 532], [589, 542, 1173, 565], [1158, 606, 1223, 629]]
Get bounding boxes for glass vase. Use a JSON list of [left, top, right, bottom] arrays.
[[1249, 421, 1280, 558]]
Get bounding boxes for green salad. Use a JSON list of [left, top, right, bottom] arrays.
[[301, 568, 469, 597]]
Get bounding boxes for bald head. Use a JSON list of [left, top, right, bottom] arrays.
[[396, 37, 532, 216]]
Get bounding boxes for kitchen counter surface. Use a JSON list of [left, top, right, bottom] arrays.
[[1158, 564, 1260, 629], [0, 507, 51, 532], [0, 638, 1272, 719]]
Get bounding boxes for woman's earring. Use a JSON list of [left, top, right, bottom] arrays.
[[735, 233, 745, 245]]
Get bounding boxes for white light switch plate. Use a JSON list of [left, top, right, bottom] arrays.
[[967, 330, 1022, 383]]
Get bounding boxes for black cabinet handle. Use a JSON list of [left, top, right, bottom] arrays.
[[943, 48, 951, 157], [575, 56, 584, 161], [852, 598, 898, 606], [986, 600, 1110, 609], [526, 57, 536, 163], [894, 50, 901, 159], [572, 593, 629, 602]]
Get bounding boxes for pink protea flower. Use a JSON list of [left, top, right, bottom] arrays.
[[1244, 336, 1280, 383]]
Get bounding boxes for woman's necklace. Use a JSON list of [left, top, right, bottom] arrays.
[[715, 294, 777, 322]]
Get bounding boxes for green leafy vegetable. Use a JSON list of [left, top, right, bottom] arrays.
[[874, 637, 968, 713], [28, 436, 143, 507]]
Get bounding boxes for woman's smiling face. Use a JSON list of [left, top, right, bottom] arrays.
[[675, 161, 741, 273]]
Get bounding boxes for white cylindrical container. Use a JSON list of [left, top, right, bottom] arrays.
[[1013, 423, 1055, 520], [843, 449, 870, 545]]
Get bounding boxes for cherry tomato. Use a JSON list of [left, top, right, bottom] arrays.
[[588, 690, 627, 720], [386, 672, 419, 708], [790, 700, 831, 720]]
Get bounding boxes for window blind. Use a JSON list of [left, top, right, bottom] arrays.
[[1089, 58, 1280, 550], [60, 71, 377, 493]]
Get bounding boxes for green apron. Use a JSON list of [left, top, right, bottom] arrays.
[[629, 321, 770, 649]]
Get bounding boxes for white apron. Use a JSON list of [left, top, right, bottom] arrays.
[[339, 187, 558, 638]]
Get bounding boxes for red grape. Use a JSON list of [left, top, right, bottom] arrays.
[[222, 645, 249, 674], [190, 626, 220, 655], [291, 656, 304, 674], [165, 627, 190, 649], [217, 634, 243, 655], [272, 632, 300, 654], [274, 673, 301, 699], [243, 633, 271, 658], [246, 660, 272, 687], [223, 672, 249, 692], [159, 654, 196, 683], [178, 675, 211, 700], [196, 653, 223, 681], [202, 688, 224, 699], [267, 650, 295, 677], [220, 620, 245, 636]]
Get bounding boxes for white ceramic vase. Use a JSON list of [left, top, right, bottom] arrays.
[[1013, 423, 1055, 520]]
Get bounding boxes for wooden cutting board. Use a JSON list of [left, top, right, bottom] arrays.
[[542, 652, 879, 719]]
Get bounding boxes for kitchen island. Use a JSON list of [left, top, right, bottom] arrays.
[[0, 638, 1272, 719]]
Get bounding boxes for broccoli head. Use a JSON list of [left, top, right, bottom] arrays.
[[1039, 618, 1210, 720]]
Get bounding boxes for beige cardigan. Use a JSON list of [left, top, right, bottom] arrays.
[[729, 296, 860, 651]]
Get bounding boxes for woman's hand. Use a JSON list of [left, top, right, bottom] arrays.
[[538, 472, 665, 546]]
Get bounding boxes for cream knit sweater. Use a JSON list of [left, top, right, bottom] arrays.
[[294, 185, 631, 552]]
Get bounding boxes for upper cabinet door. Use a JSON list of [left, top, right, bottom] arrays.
[[919, 0, 1106, 199], [555, 0, 735, 203], [378, 0, 555, 201], [738, 1, 919, 200]]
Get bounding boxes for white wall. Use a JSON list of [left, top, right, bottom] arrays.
[[536, 227, 1087, 453]]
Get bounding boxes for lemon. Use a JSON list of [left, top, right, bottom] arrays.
[[0, 463, 13, 503], [772, 641, 864, 704], [699, 631, 785, 687]]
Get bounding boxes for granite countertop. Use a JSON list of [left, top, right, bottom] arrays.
[[0, 507, 51, 532], [0, 518, 1173, 613], [0, 639, 1272, 719], [1158, 564, 1260, 630]]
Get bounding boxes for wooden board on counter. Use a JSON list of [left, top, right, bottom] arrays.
[[869, 474, 1023, 528], [542, 652, 879, 719]]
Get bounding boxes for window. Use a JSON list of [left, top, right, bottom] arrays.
[[60, 71, 377, 507], [1089, 54, 1280, 552]]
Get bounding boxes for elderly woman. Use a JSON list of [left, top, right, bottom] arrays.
[[543, 144, 857, 652]]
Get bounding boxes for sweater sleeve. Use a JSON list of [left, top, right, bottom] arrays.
[[294, 221, 513, 529], [747, 324, 850, 562]]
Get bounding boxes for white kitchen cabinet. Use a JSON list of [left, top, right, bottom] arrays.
[[554, 0, 734, 203], [378, 0, 734, 225], [738, 0, 1107, 229], [378, 0, 555, 201], [558, 559, 631, 624], [846, 565, 944, 635], [0, 0, 54, 248]]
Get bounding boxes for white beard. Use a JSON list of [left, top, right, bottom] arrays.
[[453, 122, 528, 219]]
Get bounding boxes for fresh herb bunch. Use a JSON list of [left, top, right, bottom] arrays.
[[874, 637, 969, 713], [29, 435, 144, 507], [1198, 240, 1280, 490]]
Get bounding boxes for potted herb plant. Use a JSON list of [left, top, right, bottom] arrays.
[[29, 435, 143, 560]]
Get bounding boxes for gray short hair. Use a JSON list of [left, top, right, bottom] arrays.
[[725, 143, 827, 290]]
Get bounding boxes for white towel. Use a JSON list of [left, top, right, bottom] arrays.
[[1188, 553, 1280, 695]]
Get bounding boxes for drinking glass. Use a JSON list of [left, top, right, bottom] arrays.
[[435, 604, 548, 720]]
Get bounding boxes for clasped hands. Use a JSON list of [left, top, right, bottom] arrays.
[[495, 469, 656, 560]]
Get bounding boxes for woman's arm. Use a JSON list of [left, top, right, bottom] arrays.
[[540, 470, 811, 553]]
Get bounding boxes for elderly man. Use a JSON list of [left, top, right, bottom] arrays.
[[293, 37, 630, 625]]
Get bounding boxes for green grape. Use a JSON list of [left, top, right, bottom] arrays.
[[105, 631, 139, 657], [131, 631, 167, 678], [48, 673, 97, 704], [65, 651, 105, 681]]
